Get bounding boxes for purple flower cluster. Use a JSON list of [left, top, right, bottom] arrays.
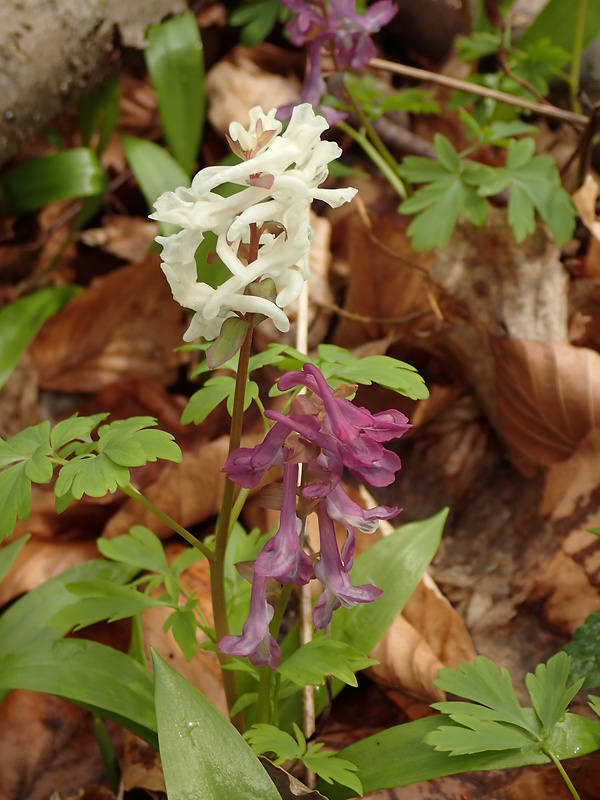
[[218, 363, 410, 669], [280, 0, 398, 121]]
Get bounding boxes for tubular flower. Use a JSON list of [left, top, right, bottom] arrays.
[[151, 104, 356, 342], [218, 572, 280, 669], [280, 0, 398, 118], [218, 362, 409, 668]]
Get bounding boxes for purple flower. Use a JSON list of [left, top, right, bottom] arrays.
[[222, 422, 291, 488], [325, 482, 398, 533], [313, 504, 383, 629], [280, 0, 397, 117], [254, 463, 314, 585], [275, 363, 410, 486], [218, 572, 280, 669]]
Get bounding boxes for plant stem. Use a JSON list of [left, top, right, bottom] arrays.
[[255, 583, 294, 724], [337, 120, 407, 202], [120, 483, 213, 561], [570, 0, 589, 112], [211, 323, 255, 727], [546, 748, 582, 800]]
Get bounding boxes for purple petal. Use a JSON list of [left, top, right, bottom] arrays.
[[222, 422, 290, 487], [325, 483, 398, 533]]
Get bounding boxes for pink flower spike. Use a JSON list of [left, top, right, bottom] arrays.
[[313, 504, 383, 629], [255, 463, 314, 586], [222, 422, 290, 488], [218, 572, 280, 669]]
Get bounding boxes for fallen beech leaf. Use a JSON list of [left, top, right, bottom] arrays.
[[572, 174, 600, 241], [121, 731, 165, 794], [29, 257, 187, 392], [368, 614, 446, 702], [334, 199, 433, 351], [540, 430, 600, 518], [78, 215, 158, 263], [495, 338, 600, 468]]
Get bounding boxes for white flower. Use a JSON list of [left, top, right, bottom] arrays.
[[151, 104, 356, 341]]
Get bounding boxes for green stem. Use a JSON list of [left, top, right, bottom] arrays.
[[337, 120, 407, 202], [342, 81, 406, 197], [120, 483, 213, 561], [546, 747, 582, 800], [211, 323, 255, 727], [570, 0, 589, 112], [255, 583, 294, 724]]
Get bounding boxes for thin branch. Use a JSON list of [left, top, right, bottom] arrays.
[[369, 58, 589, 126]]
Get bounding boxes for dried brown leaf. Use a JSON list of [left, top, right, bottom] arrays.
[[29, 257, 187, 392], [495, 339, 600, 467]]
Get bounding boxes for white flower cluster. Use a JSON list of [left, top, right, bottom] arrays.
[[151, 104, 357, 341]]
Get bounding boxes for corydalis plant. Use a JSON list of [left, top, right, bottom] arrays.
[[219, 362, 411, 668], [150, 104, 356, 351], [281, 0, 397, 118]]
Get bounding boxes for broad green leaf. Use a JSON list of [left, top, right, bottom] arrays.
[[152, 651, 281, 800], [518, 0, 600, 54], [48, 579, 168, 630], [230, 0, 288, 47], [0, 559, 137, 658], [565, 609, 600, 687], [145, 12, 205, 174], [0, 286, 80, 388], [278, 638, 377, 688], [97, 524, 170, 574], [0, 533, 30, 583], [526, 652, 583, 732], [0, 148, 107, 214], [77, 78, 121, 156], [122, 135, 190, 234], [317, 712, 600, 799], [433, 656, 530, 730], [0, 639, 157, 746]]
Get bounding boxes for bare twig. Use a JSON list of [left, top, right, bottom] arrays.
[[369, 58, 589, 127]]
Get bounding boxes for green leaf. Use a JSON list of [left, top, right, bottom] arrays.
[[433, 656, 531, 731], [55, 452, 130, 499], [518, 0, 600, 54], [0, 285, 80, 389], [206, 317, 251, 369], [145, 12, 205, 174], [0, 559, 137, 658], [478, 138, 576, 245], [379, 88, 439, 115], [301, 748, 363, 795], [0, 463, 33, 541], [317, 344, 429, 400], [48, 579, 168, 630], [0, 148, 107, 214], [278, 638, 377, 688], [77, 79, 121, 156], [316, 712, 600, 799], [245, 724, 304, 764], [163, 604, 200, 661], [152, 651, 281, 800], [122, 135, 190, 234], [0, 533, 30, 583], [0, 640, 157, 746], [229, 0, 286, 47], [425, 714, 537, 756], [50, 413, 108, 452], [398, 141, 490, 251], [182, 376, 235, 425], [526, 652, 583, 733], [97, 525, 170, 574], [565, 609, 600, 687]]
